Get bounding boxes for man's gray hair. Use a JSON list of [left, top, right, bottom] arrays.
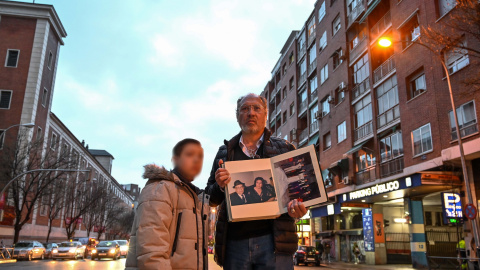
[[236, 93, 268, 117]]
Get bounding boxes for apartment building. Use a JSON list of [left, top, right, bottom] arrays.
[[260, 0, 480, 267]]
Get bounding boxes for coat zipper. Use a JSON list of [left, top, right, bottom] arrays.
[[180, 182, 200, 270], [170, 212, 183, 256]]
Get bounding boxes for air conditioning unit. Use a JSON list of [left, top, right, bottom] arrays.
[[342, 176, 350, 185], [339, 82, 346, 90], [327, 95, 335, 104]]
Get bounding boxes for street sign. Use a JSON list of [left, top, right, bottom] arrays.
[[465, 203, 477, 220]]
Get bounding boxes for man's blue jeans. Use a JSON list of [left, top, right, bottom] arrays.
[[223, 233, 294, 270]]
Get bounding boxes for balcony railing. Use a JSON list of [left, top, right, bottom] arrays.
[[298, 72, 307, 87], [310, 121, 319, 135], [310, 89, 318, 104], [308, 60, 317, 75], [299, 45, 307, 58], [349, 35, 367, 62], [299, 99, 308, 115], [377, 104, 400, 130], [352, 77, 370, 101], [270, 92, 275, 102], [373, 55, 395, 84], [451, 122, 478, 140], [299, 128, 309, 145], [270, 108, 277, 121], [347, 0, 366, 27], [354, 121, 373, 142], [356, 167, 376, 185], [370, 10, 392, 42], [308, 32, 316, 46], [380, 156, 404, 178]]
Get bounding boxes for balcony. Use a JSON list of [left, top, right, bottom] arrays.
[[356, 167, 376, 185], [299, 128, 309, 145], [310, 121, 319, 135], [347, 0, 366, 27], [299, 45, 307, 59], [308, 60, 317, 76], [298, 72, 307, 87], [270, 92, 275, 102], [310, 89, 318, 104], [308, 32, 316, 46], [269, 108, 277, 122], [377, 104, 400, 130], [370, 10, 392, 43], [352, 77, 370, 102], [354, 121, 373, 142], [299, 99, 308, 115], [373, 55, 395, 84], [380, 156, 404, 178], [451, 121, 479, 140], [349, 35, 368, 63]]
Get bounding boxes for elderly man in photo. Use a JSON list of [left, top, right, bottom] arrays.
[[206, 93, 307, 270], [230, 180, 248, 206]]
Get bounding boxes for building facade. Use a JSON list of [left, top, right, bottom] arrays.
[[260, 0, 480, 268], [0, 1, 133, 245]]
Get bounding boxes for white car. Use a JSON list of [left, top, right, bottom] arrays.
[[115, 240, 129, 257], [52, 241, 86, 260]]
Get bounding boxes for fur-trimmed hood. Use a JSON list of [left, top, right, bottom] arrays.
[[142, 164, 174, 181]]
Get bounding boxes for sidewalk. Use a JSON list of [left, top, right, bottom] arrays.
[[317, 261, 414, 270]]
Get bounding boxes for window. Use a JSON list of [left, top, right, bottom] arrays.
[[290, 129, 295, 141], [356, 149, 376, 172], [283, 87, 287, 100], [310, 76, 318, 92], [289, 77, 294, 90], [298, 33, 306, 53], [47, 51, 53, 69], [282, 63, 287, 75], [400, 14, 420, 48], [5, 50, 19, 67], [320, 63, 328, 84], [354, 95, 372, 128], [350, 26, 367, 50], [290, 102, 295, 116], [40, 195, 49, 216], [323, 132, 331, 150], [376, 75, 399, 116], [300, 89, 308, 103], [0, 130, 4, 149], [51, 133, 57, 150], [435, 212, 443, 226], [335, 87, 345, 105], [321, 96, 330, 117], [353, 53, 369, 84], [437, 0, 456, 18], [333, 48, 343, 69], [289, 52, 295, 64], [319, 31, 327, 52], [425, 211, 432, 226], [308, 17, 316, 38], [36, 127, 43, 141], [337, 121, 346, 143], [407, 67, 426, 99], [449, 100, 478, 140], [42, 88, 48, 107], [332, 15, 341, 35], [318, 1, 326, 22], [0, 90, 12, 109], [412, 123, 433, 156], [379, 132, 404, 162], [300, 59, 307, 75], [283, 111, 287, 124], [445, 38, 469, 74], [309, 44, 317, 64], [310, 104, 318, 124]]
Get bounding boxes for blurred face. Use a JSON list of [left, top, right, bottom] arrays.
[[255, 179, 263, 188], [173, 143, 204, 181], [234, 185, 244, 196], [237, 95, 267, 135]]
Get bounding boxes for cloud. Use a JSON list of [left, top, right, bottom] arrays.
[[149, 34, 184, 68]]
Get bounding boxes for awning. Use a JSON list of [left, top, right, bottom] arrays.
[[359, 0, 381, 23], [308, 134, 319, 146], [328, 158, 349, 172], [345, 141, 368, 155]]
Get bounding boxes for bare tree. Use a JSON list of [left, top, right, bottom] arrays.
[[39, 178, 67, 242], [0, 130, 76, 243]]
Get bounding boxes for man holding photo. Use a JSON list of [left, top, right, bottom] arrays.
[[205, 93, 307, 270]]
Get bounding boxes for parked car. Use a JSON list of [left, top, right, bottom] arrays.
[[293, 246, 321, 266], [52, 241, 86, 260], [90, 240, 121, 260], [12, 241, 46, 261], [42, 242, 58, 259], [115, 240, 129, 257]]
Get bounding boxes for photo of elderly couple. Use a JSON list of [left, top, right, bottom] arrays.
[[229, 170, 276, 206]]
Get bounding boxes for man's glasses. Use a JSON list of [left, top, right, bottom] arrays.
[[239, 105, 265, 114]]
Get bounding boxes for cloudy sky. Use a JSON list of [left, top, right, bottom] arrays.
[[22, 0, 315, 188]]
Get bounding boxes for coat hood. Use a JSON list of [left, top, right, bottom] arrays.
[[142, 164, 174, 181]]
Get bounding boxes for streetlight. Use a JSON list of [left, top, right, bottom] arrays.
[[0, 123, 35, 144], [377, 36, 480, 252]]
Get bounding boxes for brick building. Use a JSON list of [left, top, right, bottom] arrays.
[[260, 0, 480, 267], [0, 1, 133, 245]]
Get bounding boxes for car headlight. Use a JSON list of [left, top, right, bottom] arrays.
[[109, 249, 116, 254], [91, 249, 97, 254], [120, 246, 128, 251], [69, 249, 76, 253], [52, 249, 58, 253]]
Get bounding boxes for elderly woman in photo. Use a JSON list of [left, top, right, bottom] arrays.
[[246, 177, 276, 203]]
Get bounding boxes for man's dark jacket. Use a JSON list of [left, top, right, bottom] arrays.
[[205, 128, 298, 266], [229, 192, 246, 206]]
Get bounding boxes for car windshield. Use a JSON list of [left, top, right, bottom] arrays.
[[299, 246, 316, 252], [59, 242, 76, 247], [97, 241, 116, 247], [116, 240, 128, 245], [15, 243, 33, 248]]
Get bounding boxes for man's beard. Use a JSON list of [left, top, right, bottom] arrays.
[[241, 124, 261, 134]]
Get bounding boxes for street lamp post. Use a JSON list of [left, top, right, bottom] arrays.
[[0, 123, 35, 144], [378, 36, 480, 251]]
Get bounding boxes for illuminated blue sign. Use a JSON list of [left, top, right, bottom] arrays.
[[441, 192, 463, 224]]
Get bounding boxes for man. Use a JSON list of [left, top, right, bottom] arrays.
[[230, 180, 248, 206], [205, 93, 307, 270]]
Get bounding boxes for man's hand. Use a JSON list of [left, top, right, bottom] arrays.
[[287, 199, 307, 218], [215, 160, 231, 189]]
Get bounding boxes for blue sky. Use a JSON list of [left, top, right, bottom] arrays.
[[20, 0, 316, 188]]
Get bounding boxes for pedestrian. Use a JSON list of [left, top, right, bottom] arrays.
[[125, 138, 210, 270], [205, 93, 307, 270], [316, 240, 324, 261], [352, 242, 361, 264], [324, 241, 331, 263]]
